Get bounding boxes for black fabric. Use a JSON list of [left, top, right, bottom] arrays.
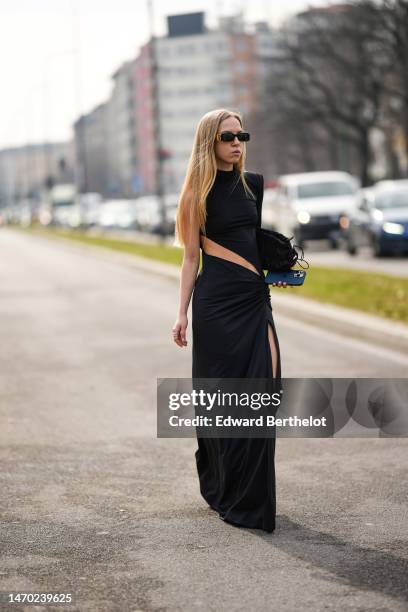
[[192, 167, 282, 532], [256, 227, 300, 272]]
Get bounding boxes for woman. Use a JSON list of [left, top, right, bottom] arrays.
[[172, 108, 287, 533]]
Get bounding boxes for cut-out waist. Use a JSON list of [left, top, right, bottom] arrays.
[[200, 234, 262, 277]]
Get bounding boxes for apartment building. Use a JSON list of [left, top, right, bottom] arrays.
[[0, 142, 74, 207], [73, 11, 277, 196], [152, 11, 260, 191], [74, 102, 109, 194]]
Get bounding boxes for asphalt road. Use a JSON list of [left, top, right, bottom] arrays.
[[305, 241, 408, 278], [1, 228, 407, 612]]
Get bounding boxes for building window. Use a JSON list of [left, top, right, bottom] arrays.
[[178, 44, 195, 55], [235, 61, 247, 74], [235, 40, 247, 52]]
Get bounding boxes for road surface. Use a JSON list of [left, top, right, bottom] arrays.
[[1, 228, 407, 612]]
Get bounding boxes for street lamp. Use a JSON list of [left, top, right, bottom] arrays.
[[147, 0, 168, 240]]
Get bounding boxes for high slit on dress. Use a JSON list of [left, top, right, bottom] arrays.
[[192, 167, 282, 532]]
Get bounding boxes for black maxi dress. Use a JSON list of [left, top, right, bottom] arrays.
[[192, 167, 282, 532]]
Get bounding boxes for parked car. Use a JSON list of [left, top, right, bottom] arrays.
[[344, 181, 408, 257], [271, 171, 359, 248], [162, 194, 178, 236], [78, 192, 103, 227], [134, 196, 161, 233], [8, 200, 33, 226], [97, 200, 140, 230], [260, 188, 280, 229], [135, 194, 177, 235]]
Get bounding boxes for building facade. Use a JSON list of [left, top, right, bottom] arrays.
[[0, 142, 74, 207], [74, 102, 109, 194], [72, 11, 277, 197]]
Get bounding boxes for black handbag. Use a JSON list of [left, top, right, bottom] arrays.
[[247, 172, 309, 273], [256, 227, 305, 272]]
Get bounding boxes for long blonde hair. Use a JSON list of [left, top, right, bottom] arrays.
[[174, 108, 255, 247]]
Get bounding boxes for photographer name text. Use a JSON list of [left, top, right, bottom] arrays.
[[168, 415, 327, 427]]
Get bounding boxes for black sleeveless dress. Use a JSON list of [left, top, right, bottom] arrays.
[[191, 167, 282, 532]]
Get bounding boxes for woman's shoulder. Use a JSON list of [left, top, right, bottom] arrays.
[[244, 169, 263, 180], [243, 170, 263, 193]]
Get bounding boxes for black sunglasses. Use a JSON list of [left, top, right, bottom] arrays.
[[216, 131, 250, 143]]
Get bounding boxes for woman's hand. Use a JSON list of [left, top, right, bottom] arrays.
[[272, 281, 287, 288], [172, 314, 188, 347]]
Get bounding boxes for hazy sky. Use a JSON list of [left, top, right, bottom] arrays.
[[0, 0, 318, 149]]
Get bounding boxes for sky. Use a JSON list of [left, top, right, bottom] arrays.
[[0, 0, 319, 149]]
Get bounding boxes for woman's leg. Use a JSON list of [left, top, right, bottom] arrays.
[[267, 321, 278, 379]]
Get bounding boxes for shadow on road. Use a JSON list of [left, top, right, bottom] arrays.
[[251, 514, 408, 604]]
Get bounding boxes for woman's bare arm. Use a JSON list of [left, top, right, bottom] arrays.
[[172, 191, 200, 348]]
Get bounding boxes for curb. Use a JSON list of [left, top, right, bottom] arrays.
[[269, 292, 408, 356], [21, 228, 408, 356]]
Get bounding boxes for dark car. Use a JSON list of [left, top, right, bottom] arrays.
[[345, 183, 408, 257]]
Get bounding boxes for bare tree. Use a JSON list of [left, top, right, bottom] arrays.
[[254, 3, 393, 185], [360, 0, 408, 175]]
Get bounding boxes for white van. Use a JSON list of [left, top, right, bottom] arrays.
[[271, 171, 359, 248]]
